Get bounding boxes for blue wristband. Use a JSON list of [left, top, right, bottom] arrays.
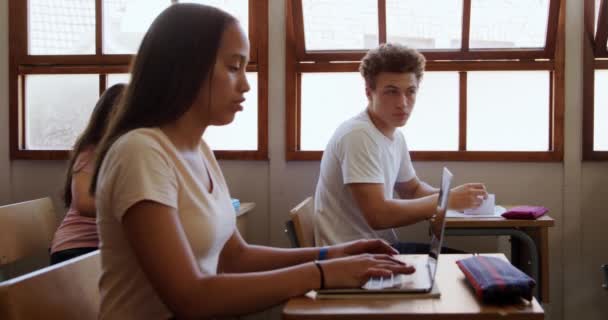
[[318, 247, 329, 260]]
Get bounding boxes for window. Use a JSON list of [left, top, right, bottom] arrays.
[[286, 0, 564, 161], [9, 0, 268, 160], [584, 0, 608, 160]]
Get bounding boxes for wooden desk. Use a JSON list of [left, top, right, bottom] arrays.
[[445, 215, 554, 303], [283, 254, 544, 320]]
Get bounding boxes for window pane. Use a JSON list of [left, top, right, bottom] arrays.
[[106, 73, 131, 88], [301, 73, 460, 151], [25, 74, 99, 150], [401, 72, 459, 151], [204, 73, 258, 150], [467, 71, 549, 151], [387, 0, 463, 50], [301, 73, 366, 150], [179, 0, 248, 35], [28, 0, 95, 55], [302, 0, 378, 51], [470, 0, 549, 49], [103, 0, 171, 54], [595, 70, 608, 151]]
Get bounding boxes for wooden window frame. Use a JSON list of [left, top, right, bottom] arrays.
[[286, 0, 564, 162], [9, 0, 268, 160], [584, 0, 608, 160]]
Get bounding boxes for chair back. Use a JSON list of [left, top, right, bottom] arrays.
[[289, 197, 315, 247], [0, 197, 57, 266], [0, 250, 101, 320]]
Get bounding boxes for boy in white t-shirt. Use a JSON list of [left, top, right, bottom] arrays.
[[314, 43, 488, 252]]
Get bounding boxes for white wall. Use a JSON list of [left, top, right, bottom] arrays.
[[1, 0, 606, 319]]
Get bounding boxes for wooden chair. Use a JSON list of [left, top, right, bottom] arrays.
[[0, 197, 58, 271], [0, 250, 101, 320], [288, 197, 315, 247]]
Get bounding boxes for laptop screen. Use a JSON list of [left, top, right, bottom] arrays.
[[427, 167, 453, 283]]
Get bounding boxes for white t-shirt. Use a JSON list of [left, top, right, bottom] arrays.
[[314, 111, 416, 246], [96, 128, 236, 320]]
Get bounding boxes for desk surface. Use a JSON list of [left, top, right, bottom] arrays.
[[283, 254, 544, 320], [446, 215, 554, 228]]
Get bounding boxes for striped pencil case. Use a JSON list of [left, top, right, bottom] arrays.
[[456, 256, 536, 304]]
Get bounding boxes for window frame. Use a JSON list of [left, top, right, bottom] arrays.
[[286, 0, 564, 161], [9, 0, 268, 160], [584, 0, 608, 160]]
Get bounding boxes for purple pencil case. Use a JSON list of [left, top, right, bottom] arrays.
[[501, 206, 548, 220]]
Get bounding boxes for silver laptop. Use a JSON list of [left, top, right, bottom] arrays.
[[318, 167, 453, 294]]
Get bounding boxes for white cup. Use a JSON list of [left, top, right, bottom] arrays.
[[464, 193, 495, 215]]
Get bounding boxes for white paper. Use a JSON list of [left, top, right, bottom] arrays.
[[446, 205, 507, 218]]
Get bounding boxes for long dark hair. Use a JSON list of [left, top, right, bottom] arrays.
[[63, 83, 125, 207], [90, 4, 236, 194]]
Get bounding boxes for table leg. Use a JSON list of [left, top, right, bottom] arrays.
[[524, 227, 550, 303]]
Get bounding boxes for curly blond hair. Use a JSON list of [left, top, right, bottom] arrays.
[[359, 43, 426, 89]]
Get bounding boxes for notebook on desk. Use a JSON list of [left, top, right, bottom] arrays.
[[446, 206, 507, 218], [316, 167, 453, 298]]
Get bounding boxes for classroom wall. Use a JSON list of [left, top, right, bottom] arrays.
[[0, 0, 606, 319], [581, 163, 608, 319], [0, 0, 9, 205]]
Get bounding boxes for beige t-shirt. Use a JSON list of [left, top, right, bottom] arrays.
[[96, 128, 236, 320]]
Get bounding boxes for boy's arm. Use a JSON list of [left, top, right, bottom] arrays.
[[394, 177, 439, 199], [348, 183, 437, 230]]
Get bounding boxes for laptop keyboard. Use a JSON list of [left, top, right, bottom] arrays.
[[362, 273, 408, 290], [361, 258, 431, 290]]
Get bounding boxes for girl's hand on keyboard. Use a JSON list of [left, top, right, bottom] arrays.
[[319, 254, 415, 289], [327, 239, 398, 259]]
